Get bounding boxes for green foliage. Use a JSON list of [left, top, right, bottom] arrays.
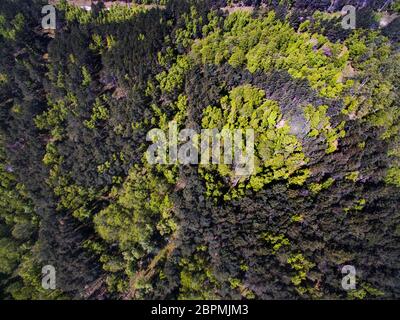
[[58, 0, 147, 25], [0, 138, 64, 299], [239, 263, 249, 272], [291, 214, 304, 223], [200, 85, 310, 200], [58, 0, 91, 23], [347, 282, 384, 300], [261, 232, 290, 254], [94, 165, 176, 260], [191, 11, 352, 98], [309, 177, 335, 194], [96, 4, 146, 24], [0, 237, 20, 274], [56, 184, 98, 221], [156, 55, 192, 93], [344, 198, 367, 213], [287, 253, 315, 295], [229, 278, 240, 289], [84, 96, 110, 129], [345, 171, 359, 182], [0, 158, 33, 225], [179, 251, 219, 300], [0, 13, 25, 40], [0, 72, 7, 85], [392, 1, 400, 13], [5, 248, 66, 300], [344, 32, 398, 139], [89, 34, 103, 53], [35, 94, 79, 141], [35, 98, 69, 131], [81, 66, 92, 87], [385, 167, 400, 187], [175, 6, 202, 48], [304, 104, 346, 154]]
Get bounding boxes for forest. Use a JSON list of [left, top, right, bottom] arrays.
[[0, 0, 399, 300]]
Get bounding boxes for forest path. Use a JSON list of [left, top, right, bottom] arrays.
[[124, 230, 179, 299]]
